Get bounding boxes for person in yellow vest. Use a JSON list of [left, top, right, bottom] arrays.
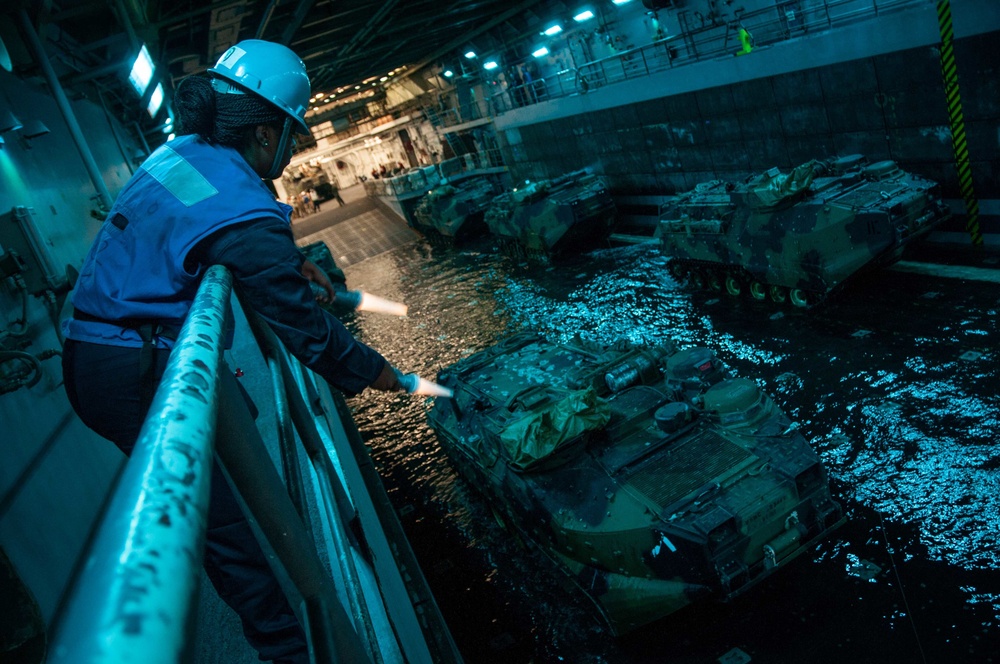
[[737, 25, 754, 56]]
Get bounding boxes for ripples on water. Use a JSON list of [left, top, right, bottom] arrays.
[[340, 238, 1000, 663]]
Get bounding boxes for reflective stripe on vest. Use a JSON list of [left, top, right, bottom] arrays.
[[141, 144, 218, 207]]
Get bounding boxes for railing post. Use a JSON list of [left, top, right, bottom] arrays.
[[212, 366, 373, 664]]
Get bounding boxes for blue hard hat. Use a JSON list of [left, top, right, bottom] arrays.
[[209, 40, 311, 134]]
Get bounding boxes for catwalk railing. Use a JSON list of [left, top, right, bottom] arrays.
[[49, 264, 462, 663], [486, 0, 925, 114], [363, 148, 506, 198]]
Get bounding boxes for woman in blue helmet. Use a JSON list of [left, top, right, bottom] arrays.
[[62, 40, 401, 663]]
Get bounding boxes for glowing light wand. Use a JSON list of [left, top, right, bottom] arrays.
[[394, 369, 453, 398], [313, 288, 408, 316]]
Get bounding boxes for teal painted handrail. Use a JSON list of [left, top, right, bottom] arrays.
[[49, 265, 232, 663]]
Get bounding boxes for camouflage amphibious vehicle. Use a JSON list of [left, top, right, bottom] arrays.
[[427, 331, 844, 634], [484, 169, 616, 258], [656, 155, 950, 307], [412, 177, 500, 244]]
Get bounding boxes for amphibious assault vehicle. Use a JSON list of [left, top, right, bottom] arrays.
[[484, 170, 616, 258], [656, 155, 950, 307], [412, 177, 500, 244], [427, 331, 844, 634]]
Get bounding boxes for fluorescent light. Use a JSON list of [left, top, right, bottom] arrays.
[[483, 60, 499, 70], [128, 44, 154, 97], [612, 0, 632, 4], [573, 10, 595, 21], [532, 47, 549, 58], [464, 50, 477, 59], [543, 24, 563, 36], [146, 82, 163, 118]]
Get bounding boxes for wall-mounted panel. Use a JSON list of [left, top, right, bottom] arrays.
[[772, 69, 825, 105], [819, 59, 880, 99], [778, 103, 831, 136], [661, 92, 701, 121], [827, 97, 885, 133], [704, 115, 743, 144], [696, 86, 736, 116]]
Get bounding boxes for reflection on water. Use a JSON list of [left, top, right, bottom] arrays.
[[340, 238, 1000, 663]]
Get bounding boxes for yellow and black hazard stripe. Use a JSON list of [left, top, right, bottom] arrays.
[[937, 0, 982, 246]]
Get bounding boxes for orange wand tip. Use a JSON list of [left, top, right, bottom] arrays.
[[357, 291, 408, 317], [396, 371, 453, 397]]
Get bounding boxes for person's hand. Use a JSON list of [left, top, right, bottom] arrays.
[[300, 259, 336, 303], [370, 361, 403, 392]]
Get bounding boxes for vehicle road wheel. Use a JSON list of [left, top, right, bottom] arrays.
[[769, 285, 788, 303], [725, 274, 742, 297], [789, 288, 810, 308], [689, 270, 706, 290], [749, 281, 767, 301], [707, 271, 722, 291]]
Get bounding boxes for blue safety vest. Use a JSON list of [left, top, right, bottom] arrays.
[[65, 134, 292, 347]]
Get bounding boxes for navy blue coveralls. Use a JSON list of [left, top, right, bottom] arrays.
[[62, 134, 387, 663]]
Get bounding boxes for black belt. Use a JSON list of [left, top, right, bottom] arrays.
[[73, 310, 182, 413]]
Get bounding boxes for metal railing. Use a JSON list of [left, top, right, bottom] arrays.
[[49, 265, 235, 663], [488, 0, 925, 113], [363, 148, 506, 198], [49, 265, 461, 663]]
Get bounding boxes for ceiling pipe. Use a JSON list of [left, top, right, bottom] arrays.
[[17, 9, 114, 210], [394, 0, 546, 89], [113, 0, 142, 56]]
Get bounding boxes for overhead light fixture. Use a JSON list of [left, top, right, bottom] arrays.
[[532, 47, 550, 58], [483, 60, 499, 70], [574, 10, 595, 22], [0, 109, 23, 133], [127, 44, 155, 97], [146, 83, 164, 118], [443, 69, 454, 77], [543, 24, 563, 36], [612, 0, 632, 4], [0, 35, 12, 72], [20, 120, 50, 139], [464, 50, 477, 59]]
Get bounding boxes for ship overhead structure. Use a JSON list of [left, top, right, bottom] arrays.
[[484, 170, 617, 259], [656, 155, 951, 307], [427, 331, 844, 634]]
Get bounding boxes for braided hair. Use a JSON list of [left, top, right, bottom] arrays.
[[174, 75, 286, 151]]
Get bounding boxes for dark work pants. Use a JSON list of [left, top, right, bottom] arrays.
[[63, 339, 309, 664]]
